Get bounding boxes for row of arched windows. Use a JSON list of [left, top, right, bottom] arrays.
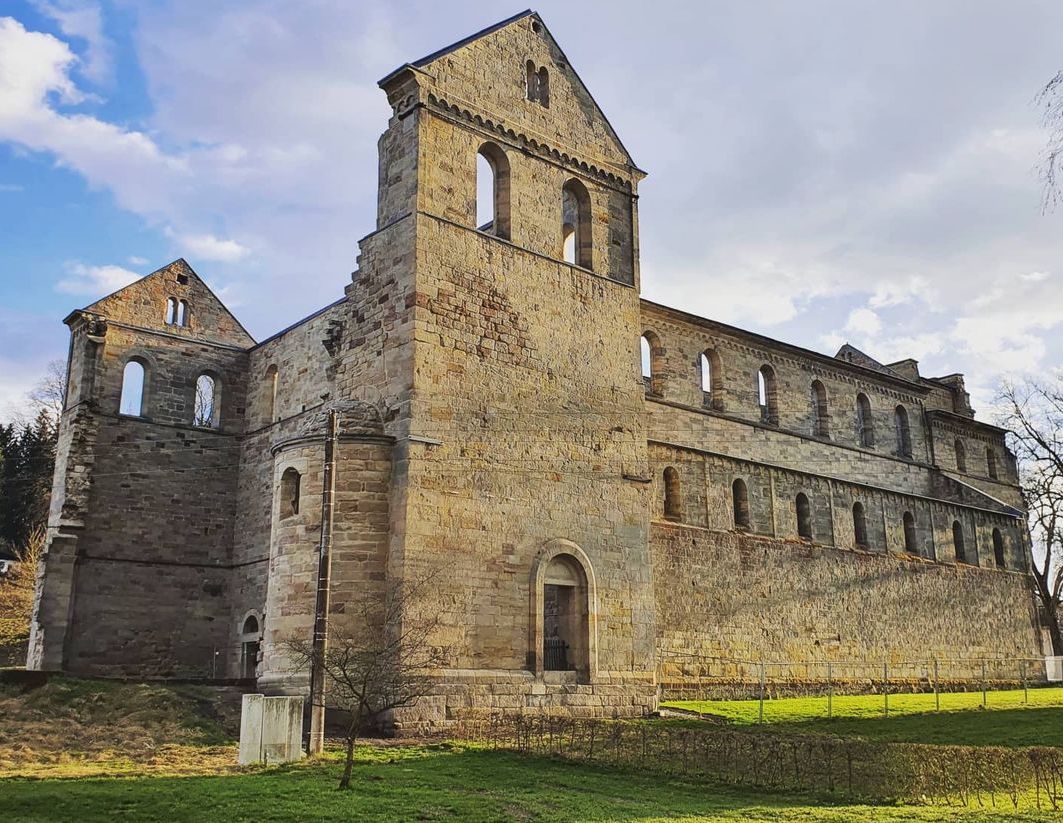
[[643, 340, 916, 459], [475, 142, 594, 270], [663, 468, 1010, 568], [954, 438, 1000, 480], [118, 358, 220, 428], [164, 298, 189, 327]]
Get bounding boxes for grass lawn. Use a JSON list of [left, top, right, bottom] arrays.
[[3, 743, 1061, 823], [663, 687, 1063, 747]]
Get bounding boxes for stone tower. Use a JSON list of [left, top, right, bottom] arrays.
[[31, 11, 1042, 720]]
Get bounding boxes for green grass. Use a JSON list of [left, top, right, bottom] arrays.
[[663, 687, 1063, 747], [3, 744, 1060, 823]]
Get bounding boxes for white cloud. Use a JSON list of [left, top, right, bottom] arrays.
[[30, 1, 112, 84], [844, 307, 882, 337], [166, 229, 250, 263], [127, 255, 148, 265], [56, 261, 140, 296]]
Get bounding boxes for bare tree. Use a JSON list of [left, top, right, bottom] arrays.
[[1000, 379, 1063, 653], [1038, 70, 1063, 212], [286, 573, 451, 790], [28, 360, 67, 423]]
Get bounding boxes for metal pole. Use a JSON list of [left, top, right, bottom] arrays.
[[883, 661, 889, 718], [981, 659, 987, 708], [934, 659, 940, 711], [307, 408, 339, 756], [758, 660, 765, 724], [212, 647, 217, 679], [827, 661, 833, 719]]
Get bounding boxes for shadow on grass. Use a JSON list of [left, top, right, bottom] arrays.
[[3, 744, 1059, 823]]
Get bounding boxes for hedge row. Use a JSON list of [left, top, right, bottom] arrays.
[[456, 715, 1063, 809]]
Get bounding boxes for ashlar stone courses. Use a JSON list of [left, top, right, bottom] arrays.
[[29, 12, 1043, 720]]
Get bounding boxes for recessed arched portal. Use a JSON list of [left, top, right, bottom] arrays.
[[529, 539, 597, 683]]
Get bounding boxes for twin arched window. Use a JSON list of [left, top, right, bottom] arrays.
[[562, 178, 592, 269], [955, 439, 967, 473], [476, 143, 511, 240], [526, 60, 549, 107], [165, 298, 189, 327], [986, 447, 999, 480], [119, 359, 146, 416], [193, 374, 219, 428], [856, 393, 874, 448]]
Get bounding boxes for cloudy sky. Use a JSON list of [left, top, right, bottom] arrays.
[[1, 0, 1061, 421]]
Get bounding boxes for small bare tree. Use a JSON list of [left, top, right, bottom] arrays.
[[1000, 379, 1063, 653], [1038, 70, 1063, 212], [286, 573, 451, 790], [0, 526, 45, 664]]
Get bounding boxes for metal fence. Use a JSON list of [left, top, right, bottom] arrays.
[[659, 652, 1063, 720]]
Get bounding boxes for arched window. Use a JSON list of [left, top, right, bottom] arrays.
[[663, 467, 682, 521], [562, 178, 592, 270], [992, 528, 1006, 568], [193, 374, 219, 428], [476, 143, 511, 240], [955, 439, 967, 473], [731, 478, 751, 530], [700, 349, 722, 409], [903, 511, 918, 554], [537, 66, 550, 107], [526, 60, 537, 101], [165, 298, 177, 325], [852, 502, 868, 548], [796, 493, 813, 540], [810, 380, 830, 438], [641, 332, 660, 395], [856, 393, 874, 448], [279, 467, 301, 519], [986, 447, 998, 480], [952, 520, 967, 564], [119, 360, 146, 417], [240, 614, 260, 680], [265, 365, 279, 423], [758, 365, 778, 425], [894, 405, 912, 458], [176, 300, 189, 327]]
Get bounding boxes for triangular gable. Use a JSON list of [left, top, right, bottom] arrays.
[[78, 259, 255, 348], [381, 11, 640, 173], [834, 343, 908, 381]]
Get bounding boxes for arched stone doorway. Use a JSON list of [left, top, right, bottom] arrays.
[[529, 540, 597, 683]]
